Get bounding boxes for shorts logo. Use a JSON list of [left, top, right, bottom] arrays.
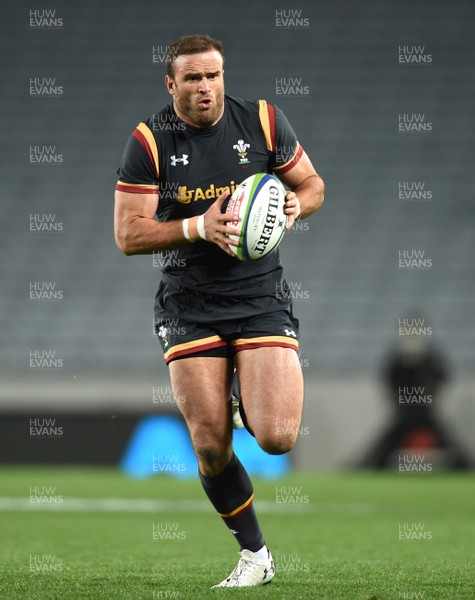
[[170, 154, 189, 166], [157, 325, 169, 348], [284, 328, 297, 338], [233, 139, 250, 166]]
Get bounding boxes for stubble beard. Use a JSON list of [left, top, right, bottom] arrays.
[[175, 87, 225, 128]]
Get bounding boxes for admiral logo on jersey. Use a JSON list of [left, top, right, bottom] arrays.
[[176, 181, 238, 204]]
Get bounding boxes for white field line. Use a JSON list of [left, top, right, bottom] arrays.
[[0, 497, 374, 514]]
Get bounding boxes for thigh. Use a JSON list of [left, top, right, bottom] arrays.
[[169, 356, 234, 474], [235, 346, 304, 441]]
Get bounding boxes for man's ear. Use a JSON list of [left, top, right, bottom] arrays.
[[165, 75, 175, 95]]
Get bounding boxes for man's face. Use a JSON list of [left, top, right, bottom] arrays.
[[166, 50, 225, 128]]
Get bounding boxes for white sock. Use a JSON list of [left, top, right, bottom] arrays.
[[252, 544, 269, 562]]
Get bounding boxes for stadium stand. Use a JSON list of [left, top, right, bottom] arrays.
[[0, 0, 473, 466]]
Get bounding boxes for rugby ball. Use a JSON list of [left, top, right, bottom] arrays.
[[226, 173, 288, 261]]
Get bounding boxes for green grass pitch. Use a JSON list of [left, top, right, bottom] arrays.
[[0, 468, 473, 599]]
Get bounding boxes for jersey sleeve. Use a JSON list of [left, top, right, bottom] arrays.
[[257, 100, 304, 174], [116, 122, 159, 194]]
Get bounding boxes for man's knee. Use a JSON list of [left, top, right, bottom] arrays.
[[195, 443, 232, 476], [256, 430, 298, 455]]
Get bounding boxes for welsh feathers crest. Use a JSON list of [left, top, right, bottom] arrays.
[[233, 139, 250, 165]]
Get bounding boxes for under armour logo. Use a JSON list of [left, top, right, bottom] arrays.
[[170, 154, 189, 166], [284, 328, 297, 337]]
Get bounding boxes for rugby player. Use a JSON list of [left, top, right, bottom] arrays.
[[114, 34, 324, 588]]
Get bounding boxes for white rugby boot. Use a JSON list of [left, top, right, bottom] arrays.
[[231, 368, 244, 429], [230, 370, 255, 435], [211, 548, 275, 588], [231, 393, 244, 429]]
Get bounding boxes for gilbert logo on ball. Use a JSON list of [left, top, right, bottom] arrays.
[[226, 173, 288, 261]]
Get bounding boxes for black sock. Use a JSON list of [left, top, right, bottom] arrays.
[[199, 453, 265, 552]]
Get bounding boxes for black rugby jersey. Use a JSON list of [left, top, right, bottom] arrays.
[[116, 95, 303, 297]]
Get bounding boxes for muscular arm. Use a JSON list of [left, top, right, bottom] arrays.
[[114, 191, 185, 255], [277, 151, 325, 227], [114, 190, 240, 256]]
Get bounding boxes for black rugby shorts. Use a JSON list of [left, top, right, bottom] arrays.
[[154, 282, 300, 364]]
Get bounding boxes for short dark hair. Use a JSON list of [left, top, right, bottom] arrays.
[[166, 35, 225, 78]]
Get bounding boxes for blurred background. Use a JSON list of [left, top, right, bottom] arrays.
[[1, 0, 474, 474]]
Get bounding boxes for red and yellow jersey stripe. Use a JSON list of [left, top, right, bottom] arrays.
[[258, 99, 276, 152], [273, 142, 303, 175], [258, 99, 303, 174], [115, 122, 160, 194], [115, 181, 158, 194], [132, 122, 159, 178]]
